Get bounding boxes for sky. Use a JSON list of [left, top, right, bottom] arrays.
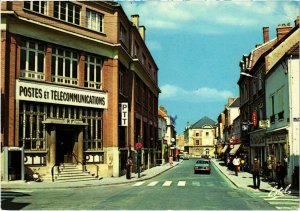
[[120, 0, 299, 134]]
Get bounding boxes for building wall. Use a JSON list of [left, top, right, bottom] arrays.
[[1, 1, 159, 180]]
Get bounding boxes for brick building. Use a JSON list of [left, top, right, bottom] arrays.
[[1, 1, 159, 181]]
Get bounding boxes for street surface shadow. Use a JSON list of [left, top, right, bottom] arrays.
[[1, 191, 31, 210]]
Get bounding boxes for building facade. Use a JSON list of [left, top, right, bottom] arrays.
[[265, 23, 299, 185], [1, 1, 160, 181]]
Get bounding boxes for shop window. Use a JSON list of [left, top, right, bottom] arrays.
[[86, 9, 104, 33], [24, 1, 47, 14], [54, 1, 80, 25], [84, 55, 102, 89], [20, 39, 45, 80], [51, 47, 78, 85]]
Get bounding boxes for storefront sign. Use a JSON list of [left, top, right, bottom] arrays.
[[16, 80, 108, 109], [252, 112, 257, 127], [121, 103, 128, 126]]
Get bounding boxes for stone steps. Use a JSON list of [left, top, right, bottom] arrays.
[[55, 164, 100, 183]]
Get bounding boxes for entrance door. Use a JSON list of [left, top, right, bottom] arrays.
[[56, 129, 75, 164]]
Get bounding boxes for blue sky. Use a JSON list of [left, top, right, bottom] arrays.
[[120, 0, 299, 133]]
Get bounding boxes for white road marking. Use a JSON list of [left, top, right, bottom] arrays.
[[162, 181, 172, 186], [132, 181, 145, 186], [177, 181, 186, 187], [147, 181, 159, 186]]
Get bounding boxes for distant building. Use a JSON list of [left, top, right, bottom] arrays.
[[184, 117, 216, 158]]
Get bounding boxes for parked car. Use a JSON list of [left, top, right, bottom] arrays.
[[194, 159, 211, 174]]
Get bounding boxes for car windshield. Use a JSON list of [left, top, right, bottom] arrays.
[[196, 160, 209, 164]]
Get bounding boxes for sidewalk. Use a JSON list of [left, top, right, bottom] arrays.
[[211, 159, 299, 196], [1, 161, 181, 190]]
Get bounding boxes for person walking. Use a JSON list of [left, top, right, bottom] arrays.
[[232, 156, 240, 176], [251, 158, 261, 189], [126, 156, 133, 179], [275, 162, 286, 188]]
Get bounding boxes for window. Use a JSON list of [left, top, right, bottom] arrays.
[[54, 1, 80, 25], [51, 47, 78, 85], [134, 42, 139, 58], [206, 132, 209, 136], [258, 73, 263, 90], [86, 9, 104, 32], [119, 70, 124, 94], [252, 80, 257, 96], [24, 1, 47, 14], [19, 102, 46, 151], [195, 132, 199, 137], [83, 109, 103, 151], [120, 24, 126, 43], [196, 140, 199, 145], [84, 55, 102, 89], [20, 39, 45, 80]]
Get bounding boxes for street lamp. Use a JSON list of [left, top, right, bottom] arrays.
[[240, 72, 257, 78]]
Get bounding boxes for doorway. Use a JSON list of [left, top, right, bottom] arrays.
[[56, 128, 76, 164]]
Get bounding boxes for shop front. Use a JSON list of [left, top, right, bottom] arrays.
[[266, 129, 289, 182], [250, 129, 266, 166]]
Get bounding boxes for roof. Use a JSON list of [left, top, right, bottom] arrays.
[[229, 98, 240, 108], [158, 108, 167, 118], [191, 116, 216, 129]]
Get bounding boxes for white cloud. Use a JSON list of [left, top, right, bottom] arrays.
[[121, 1, 298, 33], [160, 84, 234, 102]]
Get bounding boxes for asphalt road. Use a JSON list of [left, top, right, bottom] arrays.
[[1, 159, 277, 210]]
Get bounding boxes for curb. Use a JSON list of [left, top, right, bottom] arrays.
[[211, 160, 239, 189], [1, 162, 179, 190]]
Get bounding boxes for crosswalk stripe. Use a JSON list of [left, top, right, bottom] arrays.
[[132, 181, 145, 186], [162, 181, 172, 186], [147, 181, 159, 186], [192, 181, 200, 186], [267, 201, 299, 205], [177, 181, 186, 187], [275, 207, 299, 210], [265, 198, 299, 202]]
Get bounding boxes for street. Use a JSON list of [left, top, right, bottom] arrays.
[[1, 159, 283, 210]]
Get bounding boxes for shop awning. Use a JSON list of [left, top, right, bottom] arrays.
[[229, 144, 241, 155], [221, 145, 228, 153]]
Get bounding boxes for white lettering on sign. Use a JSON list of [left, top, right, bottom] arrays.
[[16, 80, 108, 109], [121, 102, 128, 126]]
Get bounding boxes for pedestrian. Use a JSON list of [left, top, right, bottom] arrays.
[[232, 156, 240, 176], [275, 162, 286, 189], [126, 156, 133, 179], [251, 158, 261, 189]]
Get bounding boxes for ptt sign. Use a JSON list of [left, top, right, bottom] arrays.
[[121, 103, 128, 126]]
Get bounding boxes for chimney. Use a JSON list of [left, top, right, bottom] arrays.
[[263, 27, 269, 43], [276, 23, 292, 40], [295, 16, 300, 26], [139, 26, 146, 41], [131, 14, 139, 28]]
